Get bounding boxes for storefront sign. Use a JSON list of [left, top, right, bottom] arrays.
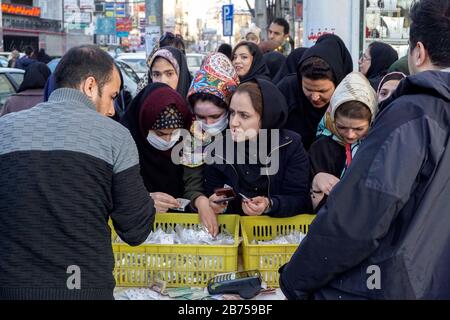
[[1, 3, 41, 17]]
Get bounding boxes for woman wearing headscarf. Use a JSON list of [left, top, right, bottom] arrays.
[[277, 34, 353, 151], [272, 47, 308, 84], [359, 41, 399, 90], [187, 52, 240, 151], [377, 71, 407, 104], [309, 72, 378, 212], [204, 78, 311, 217], [1, 62, 51, 116], [120, 83, 210, 220], [262, 51, 287, 81], [183, 52, 240, 235], [136, 46, 192, 97], [232, 41, 271, 83]]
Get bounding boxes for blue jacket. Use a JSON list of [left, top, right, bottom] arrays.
[[204, 129, 312, 217], [280, 69, 450, 299]]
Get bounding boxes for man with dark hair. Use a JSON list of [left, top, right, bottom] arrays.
[[15, 46, 36, 70], [280, 0, 450, 300], [0, 45, 155, 300], [268, 18, 291, 55]]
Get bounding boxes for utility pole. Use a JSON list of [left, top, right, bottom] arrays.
[[254, 0, 268, 34]]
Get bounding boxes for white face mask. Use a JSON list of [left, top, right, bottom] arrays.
[[200, 113, 229, 136], [147, 130, 181, 151]]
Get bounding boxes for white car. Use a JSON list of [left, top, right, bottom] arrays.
[[116, 52, 148, 79], [0, 67, 25, 113], [186, 53, 206, 77]]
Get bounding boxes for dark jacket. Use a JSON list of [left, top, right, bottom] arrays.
[[277, 34, 353, 151], [204, 78, 311, 217], [279, 69, 450, 300], [15, 55, 36, 70]]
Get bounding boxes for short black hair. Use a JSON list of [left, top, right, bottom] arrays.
[[299, 57, 336, 83], [54, 45, 116, 96], [188, 92, 229, 112], [160, 32, 186, 53], [218, 43, 233, 60], [271, 18, 290, 35], [24, 46, 34, 56], [409, 0, 450, 68]]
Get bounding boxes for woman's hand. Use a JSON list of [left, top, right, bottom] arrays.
[[208, 193, 229, 215], [195, 196, 219, 237], [312, 173, 340, 196], [242, 197, 270, 216], [150, 192, 180, 213]]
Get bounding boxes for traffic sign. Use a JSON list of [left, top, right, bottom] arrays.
[[222, 4, 234, 37]]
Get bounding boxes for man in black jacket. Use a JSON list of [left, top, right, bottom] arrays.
[[279, 0, 450, 300], [0, 45, 155, 300]]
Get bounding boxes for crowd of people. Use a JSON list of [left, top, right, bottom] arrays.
[[0, 0, 449, 300]]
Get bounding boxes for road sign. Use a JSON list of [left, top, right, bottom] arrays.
[[222, 4, 234, 37]]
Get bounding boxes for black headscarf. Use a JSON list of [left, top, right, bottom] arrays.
[[234, 41, 271, 83], [278, 34, 353, 150], [18, 62, 51, 93], [233, 78, 289, 200], [120, 83, 193, 197], [366, 42, 399, 89], [262, 51, 287, 81], [148, 46, 192, 98], [273, 47, 308, 84], [37, 49, 52, 64]]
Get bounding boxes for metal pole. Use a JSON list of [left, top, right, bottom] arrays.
[[229, 0, 232, 45]]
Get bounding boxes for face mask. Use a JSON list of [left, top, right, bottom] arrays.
[[200, 113, 229, 136], [147, 130, 181, 151]]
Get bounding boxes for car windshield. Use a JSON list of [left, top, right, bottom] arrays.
[[119, 58, 147, 74], [187, 56, 203, 68]]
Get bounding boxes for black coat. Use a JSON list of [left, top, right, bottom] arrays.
[[204, 78, 311, 216], [277, 35, 353, 151], [280, 70, 450, 299]]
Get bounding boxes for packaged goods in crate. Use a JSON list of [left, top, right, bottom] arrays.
[[240, 215, 316, 287], [111, 213, 240, 288]]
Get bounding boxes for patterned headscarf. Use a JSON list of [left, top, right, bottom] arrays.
[[148, 48, 180, 76], [152, 105, 184, 130], [187, 52, 240, 105]]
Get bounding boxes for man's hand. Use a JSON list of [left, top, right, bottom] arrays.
[[150, 192, 180, 213], [195, 196, 219, 237], [242, 197, 270, 216]]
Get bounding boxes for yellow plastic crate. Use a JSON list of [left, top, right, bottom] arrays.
[[241, 215, 316, 287], [111, 213, 240, 288]]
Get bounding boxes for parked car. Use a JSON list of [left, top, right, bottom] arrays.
[[116, 52, 148, 79], [0, 67, 25, 114], [186, 53, 206, 77], [0, 56, 8, 68]]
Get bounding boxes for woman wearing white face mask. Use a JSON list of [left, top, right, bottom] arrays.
[[121, 83, 212, 216], [177, 52, 239, 235], [187, 52, 240, 146]]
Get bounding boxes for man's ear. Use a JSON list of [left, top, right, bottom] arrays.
[[414, 41, 427, 68], [80, 76, 97, 98]]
